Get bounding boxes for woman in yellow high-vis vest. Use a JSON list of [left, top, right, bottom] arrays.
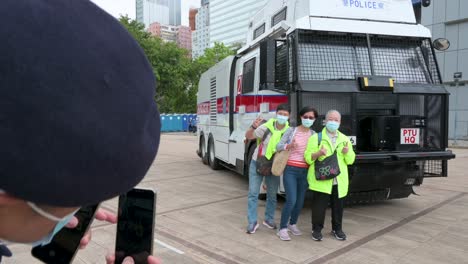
[[245, 104, 290, 234], [305, 110, 355, 241]]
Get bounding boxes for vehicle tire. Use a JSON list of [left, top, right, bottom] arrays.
[[208, 137, 222, 170], [200, 136, 208, 165]]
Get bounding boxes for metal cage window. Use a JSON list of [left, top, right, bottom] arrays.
[[272, 7, 287, 27], [253, 24, 266, 40], [242, 58, 256, 94], [296, 31, 441, 84]]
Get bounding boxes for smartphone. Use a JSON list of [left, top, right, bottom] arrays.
[[115, 188, 156, 264], [31, 204, 100, 264]]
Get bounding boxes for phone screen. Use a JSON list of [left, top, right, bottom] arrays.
[[31, 204, 99, 264], [115, 189, 156, 264]]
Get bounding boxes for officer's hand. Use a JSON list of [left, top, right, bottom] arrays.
[[66, 208, 118, 249], [106, 254, 161, 264], [342, 142, 349, 154]]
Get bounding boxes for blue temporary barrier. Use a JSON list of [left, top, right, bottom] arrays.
[[167, 114, 175, 131], [160, 113, 198, 132], [182, 114, 189, 131], [160, 114, 169, 132], [174, 114, 183, 131]]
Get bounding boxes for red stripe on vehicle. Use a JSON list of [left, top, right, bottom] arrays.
[[197, 95, 288, 115]]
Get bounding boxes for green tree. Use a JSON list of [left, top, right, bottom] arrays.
[[184, 42, 236, 113], [119, 16, 193, 113], [119, 17, 235, 113]]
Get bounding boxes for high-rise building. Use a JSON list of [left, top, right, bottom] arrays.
[[209, 0, 267, 47], [136, 0, 170, 28], [136, 0, 180, 28], [169, 0, 181, 26], [189, 8, 198, 31], [422, 0, 468, 141], [148, 22, 192, 55], [192, 0, 210, 59]]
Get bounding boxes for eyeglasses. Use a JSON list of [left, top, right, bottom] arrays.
[[302, 116, 315, 120]]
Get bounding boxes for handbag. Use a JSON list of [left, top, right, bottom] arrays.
[[256, 130, 274, 176], [314, 132, 341, 181], [272, 128, 297, 176]]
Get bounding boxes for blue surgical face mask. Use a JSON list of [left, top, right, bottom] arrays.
[[326, 121, 340, 132], [276, 114, 289, 125], [301, 118, 315, 128], [27, 202, 78, 247]]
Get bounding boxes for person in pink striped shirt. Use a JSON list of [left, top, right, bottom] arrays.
[[276, 106, 318, 241]]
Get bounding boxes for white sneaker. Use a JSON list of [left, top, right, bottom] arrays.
[[277, 228, 291, 241], [288, 224, 302, 236]]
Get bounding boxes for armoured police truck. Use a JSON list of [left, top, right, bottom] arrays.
[[196, 0, 455, 202]]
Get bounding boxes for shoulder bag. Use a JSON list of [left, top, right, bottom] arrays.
[[314, 132, 341, 181]]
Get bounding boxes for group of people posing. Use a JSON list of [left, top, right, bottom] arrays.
[[245, 104, 355, 242]]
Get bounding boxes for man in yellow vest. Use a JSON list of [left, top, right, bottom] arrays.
[[245, 104, 290, 234], [305, 110, 355, 241]]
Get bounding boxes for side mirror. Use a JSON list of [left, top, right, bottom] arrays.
[[422, 0, 431, 7], [433, 38, 450, 51]]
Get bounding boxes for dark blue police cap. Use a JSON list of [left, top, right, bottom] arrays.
[[0, 0, 160, 206]]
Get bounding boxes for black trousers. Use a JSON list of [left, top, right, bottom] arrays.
[[311, 185, 344, 232]]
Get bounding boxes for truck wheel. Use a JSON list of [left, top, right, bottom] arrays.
[[208, 137, 222, 170], [200, 136, 208, 165]]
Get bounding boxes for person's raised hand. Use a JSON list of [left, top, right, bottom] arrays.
[[252, 116, 264, 129], [318, 146, 327, 157], [342, 142, 349, 154]]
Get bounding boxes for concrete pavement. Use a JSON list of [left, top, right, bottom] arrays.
[[4, 134, 468, 263]]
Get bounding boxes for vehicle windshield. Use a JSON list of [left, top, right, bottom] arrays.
[[296, 31, 440, 84]]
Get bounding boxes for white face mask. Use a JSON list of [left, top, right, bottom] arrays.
[[0, 189, 77, 247], [26, 202, 78, 247], [276, 114, 289, 125]]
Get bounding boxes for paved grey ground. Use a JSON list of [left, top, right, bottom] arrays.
[[5, 134, 468, 263]]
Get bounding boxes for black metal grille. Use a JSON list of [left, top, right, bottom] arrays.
[[298, 33, 371, 81], [426, 95, 443, 149], [371, 37, 435, 84], [416, 160, 447, 177], [253, 23, 265, 39], [275, 41, 288, 85], [301, 92, 353, 135], [289, 35, 296, 83], [422, 39, 442, 84], [399, 94, 444, 150], [272, 7, 287, 27], [297, 31, 441, 84]]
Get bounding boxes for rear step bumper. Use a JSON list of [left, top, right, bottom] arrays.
[[355, 151, 455, 163]]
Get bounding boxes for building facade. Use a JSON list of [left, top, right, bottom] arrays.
[[136, 0, 170, 28], [422, 0, 468, 141], [136, 0, 181, 28], [209, 0, 267, 47], [169, 0, 181, 26], [189, 8, 198, 31], [148, 22, 192, 54], [192, 0, 210, 59], [177, 26, 192, 52]]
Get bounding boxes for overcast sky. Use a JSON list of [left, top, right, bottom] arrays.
[[90, 0, 201, 26]]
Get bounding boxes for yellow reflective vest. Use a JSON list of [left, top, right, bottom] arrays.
[[304, 128, 355, 198]]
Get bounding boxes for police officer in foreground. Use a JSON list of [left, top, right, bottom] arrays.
[[0, 0, 161, 263]]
